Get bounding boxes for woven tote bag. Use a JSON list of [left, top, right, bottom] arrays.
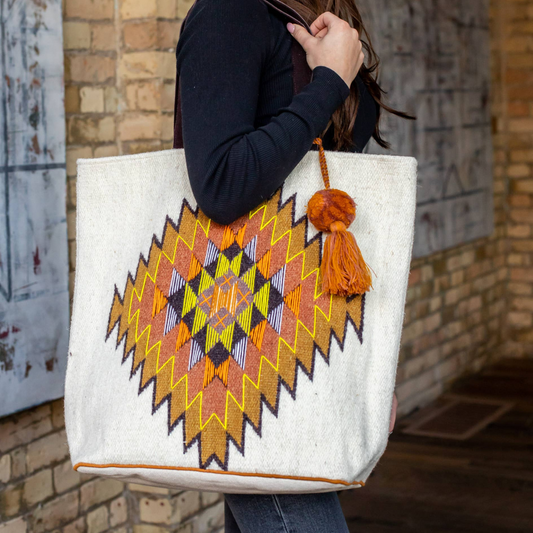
[[65, 0, 418, 494], [65, 146, 417, 493]]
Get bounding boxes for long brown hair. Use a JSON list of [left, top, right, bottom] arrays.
[[282, 0, 415, 151]]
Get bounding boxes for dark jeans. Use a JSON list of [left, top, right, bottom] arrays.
[[224, 492, 350, 533]]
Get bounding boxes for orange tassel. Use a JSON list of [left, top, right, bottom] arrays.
[[307, 138, 374, 296], [322, 221, 373, 296]]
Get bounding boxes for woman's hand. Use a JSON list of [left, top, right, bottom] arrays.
[[389, 392, 398, 434], [287, 12, 364, 88]]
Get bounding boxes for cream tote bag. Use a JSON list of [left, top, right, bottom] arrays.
[[65, 145, 417, 494]]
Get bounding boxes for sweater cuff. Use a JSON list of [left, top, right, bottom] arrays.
[[311, 66, 351, 106]]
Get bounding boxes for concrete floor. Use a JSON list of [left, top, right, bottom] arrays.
[[339, 358, 533, 533]]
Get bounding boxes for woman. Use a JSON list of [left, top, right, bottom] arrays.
[[175, 0, 408, 530]]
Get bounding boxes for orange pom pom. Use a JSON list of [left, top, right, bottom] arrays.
[[307, 189, 355, 232]]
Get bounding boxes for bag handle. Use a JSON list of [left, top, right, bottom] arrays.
[[172, 0, 312, 149]]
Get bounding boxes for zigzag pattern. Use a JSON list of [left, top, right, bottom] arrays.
[[106, 189, 365, 470]]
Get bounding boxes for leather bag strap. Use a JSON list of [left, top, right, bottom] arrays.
[[173, 0, 313, 149]]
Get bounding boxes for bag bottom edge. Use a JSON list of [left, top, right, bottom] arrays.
[[74, 462, 365, 494]]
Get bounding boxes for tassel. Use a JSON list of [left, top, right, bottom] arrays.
[[307, 138, 374, 296], [322, 221, 373, 296]]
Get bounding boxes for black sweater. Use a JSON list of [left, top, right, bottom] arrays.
[[175, 0, 379, 225]]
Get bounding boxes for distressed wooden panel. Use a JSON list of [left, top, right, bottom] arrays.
[[0, 0, 68, 417], [359, 0, 494, 257]]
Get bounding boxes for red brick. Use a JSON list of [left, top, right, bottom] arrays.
[[66, 55, 115, 84], [510, 21, 533, 34], [157, 20, 182, 49], [91, 24, 115, 51], [505, 68, 531, 84], [512, 240, 533, 252], [65, 0, 114, 20], [508, 101, 531, 116], [511, 150, 533, 163], [31, 490, 80, 533], [509, 208, 533, 223], [510, 178, 533, 193], [508, 311, 533, 328], [508, 164, 531, 178], [508, 224, 531, 238], [510, 268, 533, 282], [0, 517, 27, 533], [26, 430, 69, 473], [509, 118, 533, 132], [80, 478, 123, 511], [0, 405, 52, 454], [123, 21, 158, 50]]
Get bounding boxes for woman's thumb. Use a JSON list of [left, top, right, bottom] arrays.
[[287, 22, 313, 50]]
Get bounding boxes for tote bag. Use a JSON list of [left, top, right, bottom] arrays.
[[65, 146, 417, 493], [64, 0, 418, 494]]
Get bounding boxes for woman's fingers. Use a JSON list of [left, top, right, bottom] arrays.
[[310, 10, 343, 35], [287, 23, 314, 51], [288, 12, 363, 87], [314, 27, 328, 40]]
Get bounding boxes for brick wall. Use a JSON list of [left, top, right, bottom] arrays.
[[491, 0, 533, 356], [385, 0, 533, 415], [2, 4, 225, 533], [0, 401, 223, 532], [64, 0, 194, 296], [2, 0, 533, 531]]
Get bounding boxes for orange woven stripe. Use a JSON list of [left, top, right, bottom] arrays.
[[203, 357, 215, 388], [209, 285, 222, 318], [187, 255, 202, 281], [73, 462, 365, 487], [256, 249, 271, 279], [215, 358, 230, 387], [221, 226, 235, 251], [152, 286, 167, 319], [249, 319, 267, 350], [175, 322, 191, 352], [284, 285, 302, 317], [235, 225, 247, 248]]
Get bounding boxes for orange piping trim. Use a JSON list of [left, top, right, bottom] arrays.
[[73, 462, 365, 487]]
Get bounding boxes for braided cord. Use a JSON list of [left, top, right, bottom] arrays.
[[313, 138, 330, 190]]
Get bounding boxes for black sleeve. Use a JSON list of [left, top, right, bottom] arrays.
[[176, 0, 351, 225]]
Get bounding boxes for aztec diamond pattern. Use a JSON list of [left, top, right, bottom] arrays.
[[106, 190, 366, 470]]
